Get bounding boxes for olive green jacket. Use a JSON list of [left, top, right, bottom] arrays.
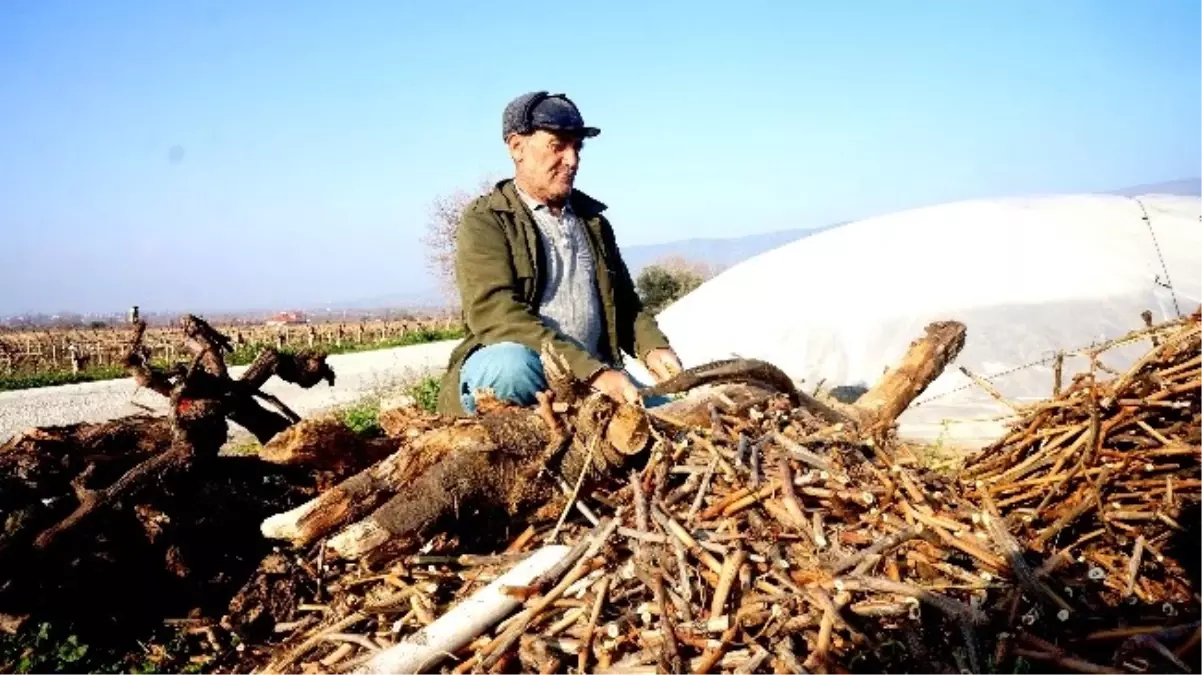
[[437, 179, 671, 417]]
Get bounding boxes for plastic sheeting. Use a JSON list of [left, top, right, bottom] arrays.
[[641, 193, 1202, 449]]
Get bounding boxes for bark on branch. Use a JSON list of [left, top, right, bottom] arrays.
[[852, 320, 968, 432]]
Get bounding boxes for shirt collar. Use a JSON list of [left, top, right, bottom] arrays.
[[515, 184, 571, 215]]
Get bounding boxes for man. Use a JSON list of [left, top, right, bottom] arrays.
[[436, 91, 683, 417]]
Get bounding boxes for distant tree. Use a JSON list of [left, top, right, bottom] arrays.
[[635, 256, 718, 315], [422, 177, 498, 305], [656, 256, 721, 281]]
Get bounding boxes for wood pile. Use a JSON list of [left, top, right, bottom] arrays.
[[251, 324, 985, 667], [238, 311, 1200, 674], [0, 315, 340, 657], [960, 309, 1201, 672], [1, 311, 1196, 674]]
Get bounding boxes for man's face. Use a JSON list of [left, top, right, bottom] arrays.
[[509, 129, 584, 203]]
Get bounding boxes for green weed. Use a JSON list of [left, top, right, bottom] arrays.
[[222, 438, 263, 456], [407, 375, 442, 413], [337, 400, 382, 437], [0, 619, 207, 674]]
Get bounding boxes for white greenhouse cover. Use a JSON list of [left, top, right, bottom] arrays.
[[637, 193, 1202, 449]]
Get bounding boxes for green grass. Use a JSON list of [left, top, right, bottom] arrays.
[[330, 373, 443, 438], [0, 327, 464, 393], [908, 420, 972, 475], [0, 364, 131, 391], [222, 326, 464, 367], [0, 622, 90, 674], [0, 620, 203, 674]]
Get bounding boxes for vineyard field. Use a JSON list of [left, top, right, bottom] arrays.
[[0, 315, 465, 392]]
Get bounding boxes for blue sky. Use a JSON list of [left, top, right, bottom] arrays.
[[2, 0, 1199, 314]]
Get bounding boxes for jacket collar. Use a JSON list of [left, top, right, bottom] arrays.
[[487, 178, 608, 219]]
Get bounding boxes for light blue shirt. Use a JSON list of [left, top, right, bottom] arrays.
[[515, 186, 605, 359]]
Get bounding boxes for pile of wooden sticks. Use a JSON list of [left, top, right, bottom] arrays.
[[254, 312, 1199, 674]]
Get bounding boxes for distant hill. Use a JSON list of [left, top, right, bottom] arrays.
[[620, 222, 845, 276], [323, 289, 450, 312], [619, 177, 1202, 275], [1108, 177, 1200, 197]]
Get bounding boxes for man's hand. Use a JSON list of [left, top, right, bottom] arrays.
[[644, 348, 683, 383], [590, 369, 641, 406]]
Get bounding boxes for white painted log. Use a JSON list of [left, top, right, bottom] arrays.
[[355, 544, 572, 674]]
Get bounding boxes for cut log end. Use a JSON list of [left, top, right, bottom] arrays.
[[607, 404, 651, 456], [852, 320, 968, 431], [260, 498, 347, 546]]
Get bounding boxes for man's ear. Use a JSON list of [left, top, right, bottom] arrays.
[[506, 134, 525, 163]]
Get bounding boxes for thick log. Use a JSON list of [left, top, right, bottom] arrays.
[[324, 406, 563, 560], [650, 382, 854, 429], [606, 403, 651, 456], [643, 358, 858, 427], [267, 397, 636, 560], [258, 417, 359, 467], [260, 342, 607, 554], [649, 320, 965, 433], [325, 442, 516, 559], [261, 423, 497, 547], [851, 320, 967, 431]]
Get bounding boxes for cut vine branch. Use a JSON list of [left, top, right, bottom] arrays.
[[6, 314, 338, 562]]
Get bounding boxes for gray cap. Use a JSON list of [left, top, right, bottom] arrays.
[[502, 91, 600, 141]]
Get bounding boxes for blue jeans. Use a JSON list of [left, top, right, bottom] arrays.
[[459, 342, 670, 414]]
